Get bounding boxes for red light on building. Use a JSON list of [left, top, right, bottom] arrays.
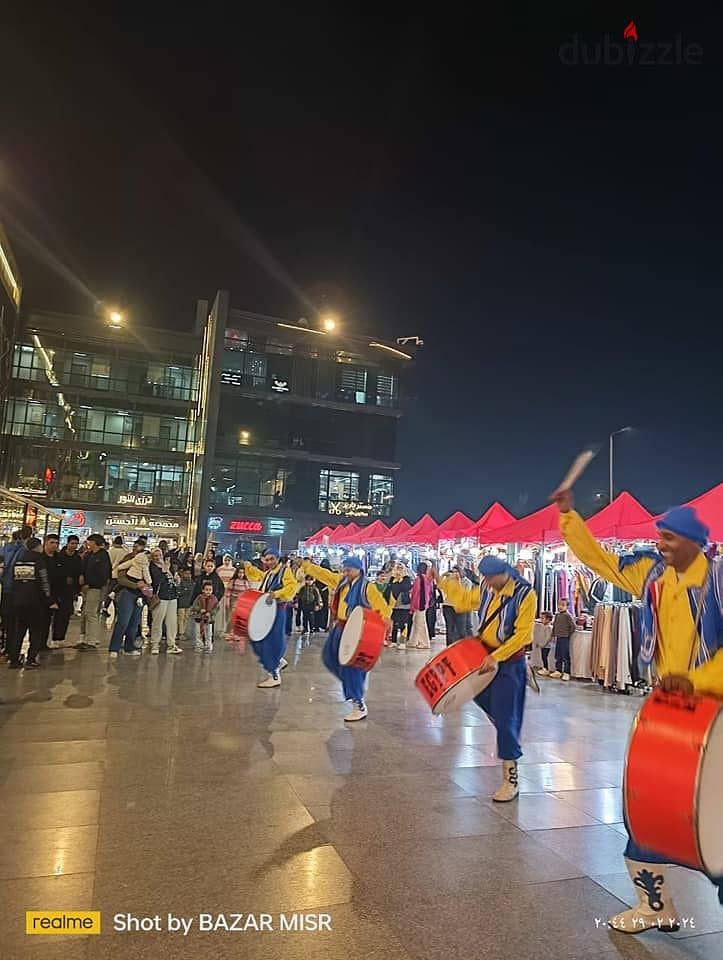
[[44, 467, 55, 484], [228, 520, 264, 533]]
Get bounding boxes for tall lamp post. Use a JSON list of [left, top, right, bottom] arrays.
[[609, 426, 632, 503]]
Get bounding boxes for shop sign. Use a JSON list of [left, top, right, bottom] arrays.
[[208, 516, 223, 531], [267, 519, 286, 535], [228, 519, 264, 533], [62, 510, 87, 528], [328, 501, 373, 518], [105, 515, 181, 529], [271, 376, 290, 393], [24, 503, 38, 526], [117, 493, 153, 506]]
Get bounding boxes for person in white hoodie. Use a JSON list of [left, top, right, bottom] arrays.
[[108, 535, 128, 570]]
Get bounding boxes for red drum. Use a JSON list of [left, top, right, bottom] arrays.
[[232, 589, 277, 642], [338, 607, 386, 671], [415, 637, 498, 716], [624, 690, 723, 877]]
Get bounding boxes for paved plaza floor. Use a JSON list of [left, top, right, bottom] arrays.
[[1, 621, 721, 959]]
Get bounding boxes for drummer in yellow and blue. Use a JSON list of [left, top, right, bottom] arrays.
[[436, 555, 536, 802], [302, 556, 393, 722], [242, 550, 299, 688]]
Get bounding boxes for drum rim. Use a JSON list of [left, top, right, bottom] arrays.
[[427, 660, 498, 715], [695, 701, 723, 877], [622, 696, 645, 834]]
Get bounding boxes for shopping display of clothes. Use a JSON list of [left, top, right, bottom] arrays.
[[589, 603, 649, 689], [535, 559, 595, 616]]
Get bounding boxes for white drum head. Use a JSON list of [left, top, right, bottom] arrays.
[[433, 663, 498, 716], [247, 596, 277, 642], [339, 607, 364, 665], [698, 708, 723, 876]]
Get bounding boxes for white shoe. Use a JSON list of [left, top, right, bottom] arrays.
[[397, 642, 407, 650], [537, 667, 550, 676], [608, 861, 681, 935], [492, 760, 519, 802], [344, 702, 368, 722], [203, 641, 213, 654], [561, 672, 571, 682], [166, 644, 183, 655], [125, 650, 142, 658], [109, 651, 118, 660], [549, 670, 563, 679], [258, 673, 281, 688], [279, 657, 289, 670], [151, 646, 160, 655]]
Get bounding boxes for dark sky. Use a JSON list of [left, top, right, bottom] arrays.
[[3, 6, 723, 519]]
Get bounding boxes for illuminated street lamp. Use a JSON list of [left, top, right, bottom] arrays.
[[108, 309, 123, 328], [321, 314, 337, 333]]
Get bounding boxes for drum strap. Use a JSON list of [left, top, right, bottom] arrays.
[[478, 588, 519, 636], [651, 566, 709, 673]]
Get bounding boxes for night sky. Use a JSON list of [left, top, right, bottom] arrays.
[[3, 7, 723, 520]]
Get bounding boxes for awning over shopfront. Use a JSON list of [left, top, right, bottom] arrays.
[[436, 511, 475, 539], [587, 491, 655, 541], [326, 522, 363, 545], [460, 502, 516, 538], [305, 525, 335, 546], [477, 503, 562, 546], [405, 513, 441, 544], [380, 518, 413, 544], [346, 520, 390, 544]]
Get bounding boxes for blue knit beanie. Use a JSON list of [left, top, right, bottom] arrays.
[[656, 506, 709, 547], [478, 555, 510, 577], [341, 556, 363, 571]]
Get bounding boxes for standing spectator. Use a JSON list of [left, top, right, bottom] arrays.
[[389, 563, 413, 649], [534, 612, 554, 675], [176, 567, 195, 641], [109, 545, 147, 658], [148, 548, 182, 655], [408, 561, 432, 649], [1, 529, 29, 655], [193, 552, 204, 577], [108, 535, 128, 570], [225, 566, 251, 641], [439, 567, 473, 644], [78, 535, 112, 650], [190, 558, 225, 636], [217, 554, 236, 628], [190, 581, 219, 653], [38, 534, 62, 651], [297, 575, 322, 636], [550, 598, 576, 681], [8, 536, 56, 669], [49, 534, 82, 647]]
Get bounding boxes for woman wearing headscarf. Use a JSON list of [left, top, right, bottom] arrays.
[[388, 562, 412, 649], [408, 561, 432, 649]]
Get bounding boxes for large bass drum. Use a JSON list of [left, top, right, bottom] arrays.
[[415, 637, 498, 716]]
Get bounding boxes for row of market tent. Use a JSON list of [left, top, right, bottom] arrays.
[[304, 484, 723, 547]]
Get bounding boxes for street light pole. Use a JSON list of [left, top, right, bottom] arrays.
[[609, 427, 632, 503]]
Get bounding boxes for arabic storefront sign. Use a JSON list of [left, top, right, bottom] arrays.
[[117, 493, 154, 506], [327, 501, 374, 518], [105, 515, 180, 529]]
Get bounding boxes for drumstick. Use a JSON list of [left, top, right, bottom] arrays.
[[551, 446, 600, 496]]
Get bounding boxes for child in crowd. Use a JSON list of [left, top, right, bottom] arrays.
[[176, 567, 195, 641], [534, 611, 554, 675], [226, 566, 251, 642], [297, 575, 322, 635], [550, 598, 576, 681], [190, 581, 219, 654], [118, 550, 152, 594]]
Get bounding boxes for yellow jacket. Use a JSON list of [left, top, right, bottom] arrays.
[[302, 560, 393, 620], [243, 562, 299, 603], [560, 510, 723, 695], [438, 575, 536, 663], [438, 574, 474, 614]]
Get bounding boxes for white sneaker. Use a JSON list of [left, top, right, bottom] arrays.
[[167, 644, 183, 655], [151, 646, 160, 655], [258, 674, 281, 688], [109, 651, 119, 660], [492, 761, 519, 802], [561, 673, 571, 682], [549, 670, 563, 679], [203, 640, 213, 654], [538, 667, 550, 676], [344, 702, 368, 722], [279, 657, 289, 670], [398, 642, 407, 650]]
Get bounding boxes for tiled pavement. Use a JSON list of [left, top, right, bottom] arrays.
[[0, 623, 721, 959]]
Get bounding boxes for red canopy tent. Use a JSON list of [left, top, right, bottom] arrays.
[[326, 522, 362, 545], [478, 503, 562, 545], [460, 502, 516, 538], [304, 525, 335, 546], [680, 483, 723, 541], [345, 520, 390, 545], [587, 491, 656, 541], [380, 518, 413, 544], [436, 511, 475, 539], [405, 513, 442, 544]]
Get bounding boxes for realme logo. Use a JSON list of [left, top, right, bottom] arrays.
[[26, 911, 101, 935]]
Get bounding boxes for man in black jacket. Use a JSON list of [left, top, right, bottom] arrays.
[[49, 535, 83, 647], [9, 537, 57, 669], [78, 535, 112, 650]]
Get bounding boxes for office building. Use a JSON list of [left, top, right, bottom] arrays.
[[192, 291, 414, 556], [1, 308, 202, 546]]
